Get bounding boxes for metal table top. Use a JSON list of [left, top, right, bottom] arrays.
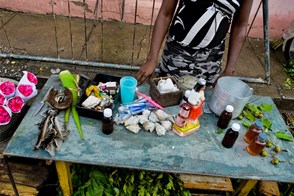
[[4, 75, 294, 183]]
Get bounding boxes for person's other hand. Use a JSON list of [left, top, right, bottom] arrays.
[[135, 62, 157, 85], [211, 68, 235, 88]]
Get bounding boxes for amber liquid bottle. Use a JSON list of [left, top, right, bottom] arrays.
[[102, 108, 114, 135], [244, 120, 263, 143], [247, 132, 268, 156], [217, 105, 234, 129], [222, 123, 240, 148]]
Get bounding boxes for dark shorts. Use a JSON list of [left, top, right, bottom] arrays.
[[157, 36, 225, 85]]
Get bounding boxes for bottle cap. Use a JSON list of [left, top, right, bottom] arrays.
[[104, 108, 112, 118], [184, 90, 191, 98], [225, 105, 234, 113], [255, 120, 263, 129], [231, 123, 240, 132], [198, 78, 206, 86], [258, 132, 268, 141]]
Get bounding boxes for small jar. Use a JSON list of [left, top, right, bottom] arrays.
[[217, 105, 234, 129], [102, 108, 114, 135], [193, 78, 206, 92], [244, 120, 263, 143], [175, 114, 187, 128], [179, 103, 191, 118], [246, 132, 268, 156], [222, 123, 240, 148]]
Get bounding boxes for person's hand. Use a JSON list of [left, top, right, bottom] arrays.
[[135, 62, 157, 85], [211, 67, 235, 88]]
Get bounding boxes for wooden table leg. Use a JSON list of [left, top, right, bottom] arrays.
[[55, 161, 72, 196], [233, 179, 258, 196]]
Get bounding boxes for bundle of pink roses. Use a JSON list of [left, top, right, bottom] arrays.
[[0, 71, 38, 125]]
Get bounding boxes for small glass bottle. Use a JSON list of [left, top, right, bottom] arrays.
[[102, 108, 114, 135], [179, 103, 191, 118], [222, 123, 240, 148], [187, 90, 202, 122], [175, 114, 187, 127], [244, 120, 263, 143], [246, 132, 268, 156], [217, 105, 234, 129], [193, 78, 206, 92]]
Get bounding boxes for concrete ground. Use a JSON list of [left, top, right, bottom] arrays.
[[0, 10, 293, 101]]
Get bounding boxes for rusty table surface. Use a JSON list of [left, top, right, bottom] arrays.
[[3, 75, 294, 183]]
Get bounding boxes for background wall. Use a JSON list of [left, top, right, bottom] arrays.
[[0, 0, 293, 39]]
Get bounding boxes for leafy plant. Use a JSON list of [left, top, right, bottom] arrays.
[[70, 164, 191, 196]]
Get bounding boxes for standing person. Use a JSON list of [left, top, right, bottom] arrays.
[[135, 0, 253, 86]]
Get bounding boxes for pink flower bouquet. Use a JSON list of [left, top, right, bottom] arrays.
[[19, 71, 38, 85], [7, 96, 24, 113], [16, 84, 37, 102], [0, 105, 12, 125], [0, 93, 7, 105], [0, 81, 16, 99]]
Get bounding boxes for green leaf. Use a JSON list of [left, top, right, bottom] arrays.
[[216, 129, 224, 134], [261, 119, 272, 129], [243, 121, 251, 127], [258, 104, 273, 112], [244, 111, 255, 122], [275, 131, 293, 141]]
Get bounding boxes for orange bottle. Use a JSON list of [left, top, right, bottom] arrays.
[[244, 121, 263, 143], [246, 132, 267, 156]]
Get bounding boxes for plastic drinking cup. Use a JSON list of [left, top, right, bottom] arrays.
[[120, 76, 137, 104]]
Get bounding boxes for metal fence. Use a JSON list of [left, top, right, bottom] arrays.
[[0, 0, 270, 83]]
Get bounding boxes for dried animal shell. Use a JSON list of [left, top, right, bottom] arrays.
[[160, 120, 172, 131], [126, 124, 141, 134], [142, 109, 151, 117], [47, 88, 73, 109], [155, 123, 167, 136], [124, 115, 139, 126], [137, 114, 149, 125], [148, 112, 159, 123], [154, 109, 171, 121], [143, 121, 155, 132]]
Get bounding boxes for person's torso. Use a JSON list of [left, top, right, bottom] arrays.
[[169, 0, 242, 49]]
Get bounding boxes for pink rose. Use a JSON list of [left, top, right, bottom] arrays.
[[0, 105, 11, 124], [0, 81, 16, 97], [8, 96, 24, 113], [17, 84, 33, 97], [0, 93, 6, 105], [27, 72, 38, 85]]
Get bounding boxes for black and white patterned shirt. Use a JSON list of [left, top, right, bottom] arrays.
[[169, 0, 241, 49]]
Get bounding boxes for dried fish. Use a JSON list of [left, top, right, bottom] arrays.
[[34, 108, 68, 156]]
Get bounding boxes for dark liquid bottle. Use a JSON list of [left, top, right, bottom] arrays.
[[193, 78, 206, 92], [246, 132, 267, 156], [222, 123, 240, 148], [102, 108, 114, 135], [217, 105, 234, 129]]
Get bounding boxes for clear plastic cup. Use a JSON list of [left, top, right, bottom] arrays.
[[120, 76, 137, 104]]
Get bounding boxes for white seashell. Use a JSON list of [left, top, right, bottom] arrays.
[[142, 110, 151, 118], [143, 121, 155, 132], [155, 123, 167, 136], [154, 109, 172, 121], [124, 115, 139, 126], [137, 114, 149, 125], [126, 124, 141, 134], [160, 120, 172, 131], [148, 112, 159, 123]]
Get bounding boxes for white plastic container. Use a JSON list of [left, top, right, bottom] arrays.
[[209, 77, 253, 119]]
